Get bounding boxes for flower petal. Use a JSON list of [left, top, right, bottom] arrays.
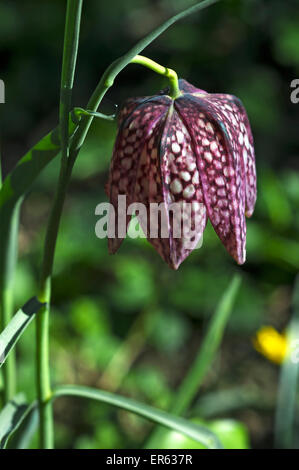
[[206, 94, 257, 217], [178, 78, 207, 95], [107, 96, 171, 254], [175, 94, 246, 264], [134, 106, 207, 269]]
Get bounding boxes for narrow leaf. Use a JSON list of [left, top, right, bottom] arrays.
[[274, 275, 299, 449], [173, 274, 241, 414], [0, 202, 20, 401], [6, 405, 38, 449], [0, 393, 28, 449], [103, 0, 220, 85], [53, 385, 222, 449], [146, 274, 241, 448], [0, 116, 79, 215], [0, 297, 44, 368]]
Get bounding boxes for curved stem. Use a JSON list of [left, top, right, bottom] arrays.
[[131, 55, 181, 99], [36, 0, 83, 449], [52, 385, 222, 449], [69, 54, 178, 156], [69, 55, 181, 155]]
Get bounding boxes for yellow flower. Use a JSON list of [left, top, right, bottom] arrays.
[[253, 326, 288, 365]]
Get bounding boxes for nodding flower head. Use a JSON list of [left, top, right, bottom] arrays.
[[106, 79, 256, 269]]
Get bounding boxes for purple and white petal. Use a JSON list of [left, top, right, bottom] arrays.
[[107, 97, 170, 254], [175, 94, 246, 264]]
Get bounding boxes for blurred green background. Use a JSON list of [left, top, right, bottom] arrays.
[[1, 0, 299, 449]]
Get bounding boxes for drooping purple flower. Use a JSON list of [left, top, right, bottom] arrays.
[[106, 79, 256, 269]]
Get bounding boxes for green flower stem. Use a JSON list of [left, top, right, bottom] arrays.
[[0, 203, 20, 403], [0, 107, 18, 406], [36, 0, 83, 449], [59, 0, 83, 168], [131, 55, 181, 99], [52, 385, 222, 449], [69, 54, 181, 156], [1, 289, 16, 403]]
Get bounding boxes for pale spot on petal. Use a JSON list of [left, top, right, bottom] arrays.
[[187, 161, 196, 171], [215, 176, 225, 186], [204, 151, 212, 163], [183, 184, 195, 199], [180, 171, 191, 182], [217, 188, 226, 197], [170, 178, 183, 194], [172, 142, 181, 153], [192, 172, 199, 184], [223, 166, 235, 177], [210, 141, 218, 152], [206, 123, 214, 134], [176, 130, 184, 143], [244, 134, 249, 149]]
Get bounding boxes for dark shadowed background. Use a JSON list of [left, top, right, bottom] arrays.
[[1, 0, 299, 449]]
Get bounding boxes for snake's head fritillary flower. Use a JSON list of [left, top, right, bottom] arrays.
[[106, 79, 256, 269]]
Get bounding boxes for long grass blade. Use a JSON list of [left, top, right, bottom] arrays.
[[53, 385, 222, 449], [7, 405, 38, 449], [274, 274, 299, 448], [0, 297, 44, 368], [0, 116, 79, 219], [0, 393, 28, 449], [146, 274, 241, 448], [104, 0, 220, 82]]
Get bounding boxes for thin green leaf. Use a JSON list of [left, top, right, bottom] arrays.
[[59, 0, 83, 164], [0, 202, 20, 401], [0, 115, 79, 215], [7, 405, 38, 449], [173, 274, 241, 414], [102, 0, 220, 85], [274, 274, 299, 449], [146, 274, 241, 448], [0, 297, 44, 368], [53, 385, 222, 449], [0, 393, 28, 449]]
